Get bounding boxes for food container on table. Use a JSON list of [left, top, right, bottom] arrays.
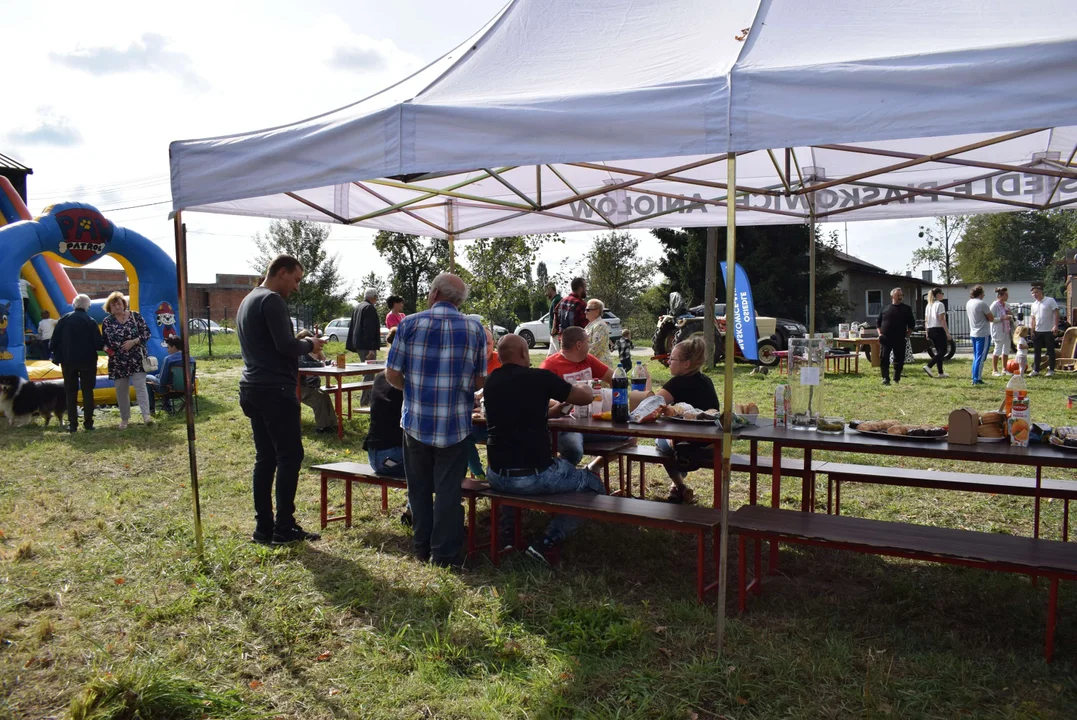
[[336, 353, 346, 369], [601, 388, 612, 413], [838, 323, 850, 339], [1009, 394, 1030, 447], [774, 384, 790, 428], [788, 337, 827, 430], [816, 416, 845, 434], [790, 412, 815, 431]]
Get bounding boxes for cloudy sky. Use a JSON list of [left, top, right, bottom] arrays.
[[4, 0, 928, 293]]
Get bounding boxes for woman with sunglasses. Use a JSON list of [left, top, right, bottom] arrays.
[[583, 299, 614, 371]]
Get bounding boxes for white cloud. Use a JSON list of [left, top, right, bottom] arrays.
[[50, 33, 208, 91], [5, 107, 82, 147]]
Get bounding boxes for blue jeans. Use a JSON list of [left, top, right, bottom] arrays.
[[368, 447, 406, 478], [467, 426, 489, 477], [971, 336, 989, 383], [558, 432, 629, 466], [488, 458, 606, 543]]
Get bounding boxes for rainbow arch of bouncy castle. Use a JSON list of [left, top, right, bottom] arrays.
[[0, 176, 180, 403]]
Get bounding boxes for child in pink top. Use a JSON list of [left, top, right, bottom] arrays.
[[385, 295, 406, 329]]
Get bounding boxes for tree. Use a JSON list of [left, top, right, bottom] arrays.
[[955, 211, 1077, 294], [536, 261, 549, 290], [908, 215, 967, 284], [465, 235, 550, 330], [585, 231, 656, 321], [251, 220, 350, 326], [652, 225, 849, 327], [373, 232, 451, 313], [359, 271, 387, 302]]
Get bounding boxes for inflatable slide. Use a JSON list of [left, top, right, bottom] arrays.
[[0, 177, 180, 405]]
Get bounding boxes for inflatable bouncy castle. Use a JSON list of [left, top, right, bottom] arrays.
[[0, 176, 180, 404]]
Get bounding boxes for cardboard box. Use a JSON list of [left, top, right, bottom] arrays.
[[1009, 395, 1030, 447], [948, 408, 979, 445]]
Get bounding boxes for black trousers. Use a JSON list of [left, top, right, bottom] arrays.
[[879, 336, 905, 382], [403, 432, 469, 565], [927, 327, 947, 374], [240, 384, 304, 533], [1033, 331, 1056, 372], [61, 364, 96, 430]]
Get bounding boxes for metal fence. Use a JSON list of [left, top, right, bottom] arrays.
[[183, 303, 317, 358], [945, 303, 1034, 353]]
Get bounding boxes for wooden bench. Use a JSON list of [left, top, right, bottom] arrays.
[[484, 490, 723, 601], [312, 462, 490, 555], [335, 381, 375, 418], [581, 440, 634, 493], [821, 462, 1077, 540], [610, 444, 827, 501], [731, 505, 1077, 661]]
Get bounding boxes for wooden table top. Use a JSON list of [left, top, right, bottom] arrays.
[[298, 362, 385, 377]]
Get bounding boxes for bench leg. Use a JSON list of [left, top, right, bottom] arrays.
[[490, 500, 501, 567], [347, 391, 353, 419], [320, 474, 329, 529], [1046, 578, 1059, 663], [696, 529, 705, 603], [640, 461, 646, 499], [619, 456, 625, 494], [770, 443, 781, 575], [826, 475, 832, 514], [381, 483, 389, 513], [738, 536, 747, 612], [467, 496, 477, 556], [836, 480, 841, 516], [1065, 500, 1070, 542], [345, 480, 353, 528], [753, 538, 762, 595]]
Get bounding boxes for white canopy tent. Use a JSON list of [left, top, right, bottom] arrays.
[[168, 0, 1077, 651]]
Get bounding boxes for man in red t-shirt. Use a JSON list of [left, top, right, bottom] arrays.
[[540, 325, 622, 465]]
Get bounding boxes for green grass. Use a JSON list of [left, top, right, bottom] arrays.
[[2, 351, 1077, 718]]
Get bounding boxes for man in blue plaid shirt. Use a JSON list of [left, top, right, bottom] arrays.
[[385, 273, 487, 567]]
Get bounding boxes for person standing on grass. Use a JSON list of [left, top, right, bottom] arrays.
[[385, 273, 487, 568], [238, 255, 326, 546], [550, 277, 588, 352], [544, 283, 561, 356], [990, 287, 1013, 377], [36, 310, 57, 356], [584, 299, 614, 370], [876, 287, 915, 386], [1029, 285, 1059, 377], [613, 329, 634, 372], [385, 295, 406, 330], [484, 333, 604, 565], [49, 293, 103, 433], [102, 291, 153, 428], [347, 288, 381, 362], [965, 285, 995, 386], [922, 288, 951, 378]]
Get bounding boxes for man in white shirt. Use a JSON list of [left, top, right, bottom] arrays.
[[37, 310, 58, 355], [19, 277, 35, 320], [1029, 286, 1059, 377]]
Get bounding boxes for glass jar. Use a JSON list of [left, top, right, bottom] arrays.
[[788, 337, 827, 431]]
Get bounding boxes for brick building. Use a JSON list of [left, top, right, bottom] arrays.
[[63, 268, 261, 323]]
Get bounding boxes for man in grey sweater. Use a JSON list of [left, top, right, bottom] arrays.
[[237, 255, 326, 545]]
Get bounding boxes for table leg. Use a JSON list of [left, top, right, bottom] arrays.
[[319, 474, 328, 529], [1064, 500, 1070, 542], [345, 480, 353, 527], [334, 379, 344, 440], [802, 448, 812, 512], [1033, 465, 1042, 587], [770, 442, 781, 574], [749, 439, 758, 505]]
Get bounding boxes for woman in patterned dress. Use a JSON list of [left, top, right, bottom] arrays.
[[584, 299, 614, 371], [102, 291, 153, 428]]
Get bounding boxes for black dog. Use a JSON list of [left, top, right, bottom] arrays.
[[0, 375, 67, 427]]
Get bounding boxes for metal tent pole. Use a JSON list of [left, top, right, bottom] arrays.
[[717, 155, 737, 655], [173, 212, 204, 561], [809, 207, 816, 336], [446, 199, 456, 272]]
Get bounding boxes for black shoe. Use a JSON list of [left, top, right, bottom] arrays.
[[882, 379, 891, 386], [271, 525, 321, 545], [68, 426, 78, 434], [399, 507, 413, 527], [315, 426, 335, 434], [252, 529, 274, 545]]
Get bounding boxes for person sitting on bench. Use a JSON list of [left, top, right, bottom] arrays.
[[655, 336, 719, 504], [485, 334, 605, 565], [295, 330, 337, 434], [364, 327, 409, 525]]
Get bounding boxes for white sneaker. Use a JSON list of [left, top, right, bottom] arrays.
[[938, 373, 950, 378], [118, 421, 128, 430], [991, 371, 1002, 377], [1029, 370, 1040, 377], [1046, 369, 1055, 377], [143, 416, 155, 426], [922, 366, 934, 378]]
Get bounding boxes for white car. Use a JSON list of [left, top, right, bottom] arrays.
[[514, 311, 621, 348], [467, 315, 509, 340]]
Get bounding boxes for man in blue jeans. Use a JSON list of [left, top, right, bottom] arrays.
[[485, 334, 605, 564], [385, 273, 487, 567]]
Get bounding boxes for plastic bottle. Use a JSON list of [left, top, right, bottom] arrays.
[[591, 379, 603, 417], [612, 367, 630, 423], [631, 361, 647, 392], [1004, 373, 1027, 416]]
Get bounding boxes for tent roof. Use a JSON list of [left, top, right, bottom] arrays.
[[169, 0, 1077, 236]]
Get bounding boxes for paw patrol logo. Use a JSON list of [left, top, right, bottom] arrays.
[[53, 208, 113, 263]]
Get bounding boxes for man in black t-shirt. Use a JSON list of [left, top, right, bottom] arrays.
[[484, 334, 603, 565], [875, 287, 916, 385]]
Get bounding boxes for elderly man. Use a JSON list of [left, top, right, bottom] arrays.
[[876, 287, 916, 386], [1029, 285, 1060, 377], [385, 273, 487, 567], [347, 288, 381, 362], [50, 294, 104, 433], [238, 255, 327, 545], [485, 334, 604, 564], [539, 325, 626, 465]]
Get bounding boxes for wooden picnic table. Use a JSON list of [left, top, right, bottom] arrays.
[[298, 361, 385, 439], [739, 422, 1077, 569], [832, 337, 881, 369]]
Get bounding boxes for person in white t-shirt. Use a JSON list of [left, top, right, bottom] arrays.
[[922, 287, 952, 378], [989, 287, 1012, 376], [1029, 286, 1059, 376], [965, 285, 994, 386], [37, 310, 58, 355]]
